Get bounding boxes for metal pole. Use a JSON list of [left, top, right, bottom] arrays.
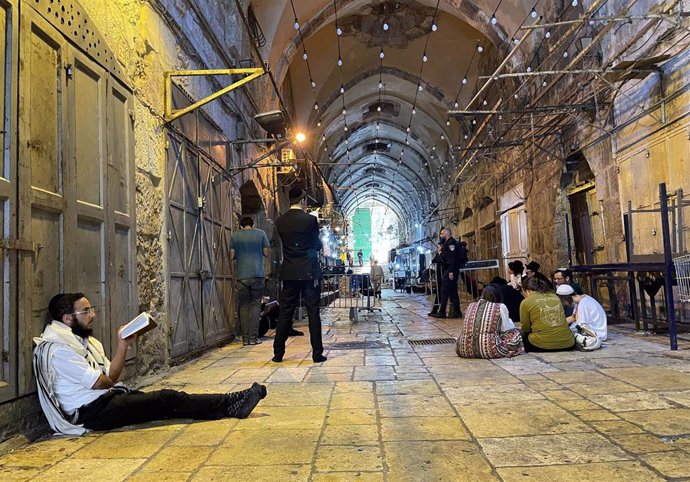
[[659, 183, 678, 350], [623, 214, 640, 330]]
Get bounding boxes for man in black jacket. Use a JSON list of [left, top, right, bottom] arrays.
[[429, 228, 462, 319], [272, 187, 327, 363]]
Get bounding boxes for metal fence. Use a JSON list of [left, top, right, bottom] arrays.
[[320, 273, 381, 321]]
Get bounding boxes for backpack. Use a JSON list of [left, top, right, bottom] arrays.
[[574, 323, 602, 351]]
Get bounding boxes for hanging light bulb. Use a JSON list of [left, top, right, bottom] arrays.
[[545, 30, 552, 38], [514, 93, 519, 99], [342, 109, 347, 115], [464, 134, 468, 139], [377, 106, 382, 112], [527, 66, 532, 72], [418, 84, 423, 91], [383, 21, 389, 31], [412, 108, 416, 115], [336, 25, 343, 36], [322, 135, 326, 141], [340, 85, 345, 94], [472, 119, 477, 125], [406, 126, 411, 132], [563, 51, 569, 58], [454, 102, 459, 108], [379, 48, 385, 59], [462, 77, 467, 85], [530, 7, 537, 18], [314, 102, 319, 110], [317, 121, 321, 127], [422, 53, 428, 62], [302, 51, 308, 60], [513, 37, 520, 45], [310, 79, 316, 88], [490, 14, 497, 25], [431, 22, 437, 32], [477, 44, 483, 53], [293, 18, 299, 29], [344, 126, 348, 131], [440, 134, 444, 140], [571, 0, 578, 6], [446, 119, 451, 126], [378, 81, 383, 89], [337, 56, 343, 66], [483, 99, 488, 106]]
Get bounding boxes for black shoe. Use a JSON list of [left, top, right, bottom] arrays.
[[313, 355, 327, 363], [227, 382, 267, 419], [271, 355, 283, 363], [288, 329, 304, 337], [429, 312, 446, 319], [427, 310, 438, 316]]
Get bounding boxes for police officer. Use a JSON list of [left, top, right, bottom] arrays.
[[429, 227, 462, 319]]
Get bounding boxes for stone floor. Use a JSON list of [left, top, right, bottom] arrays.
[[3, 290, 690, 481]]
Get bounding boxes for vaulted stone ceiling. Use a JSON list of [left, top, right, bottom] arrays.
[[251, 0, 534, 225]]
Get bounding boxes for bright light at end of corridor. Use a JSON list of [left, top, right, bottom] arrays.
[[295, 132, 306, 143]]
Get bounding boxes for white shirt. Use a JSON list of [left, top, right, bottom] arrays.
[[574, 295, 608, 340], [499, 304, 516, 332], [47, 322, 111, 414]]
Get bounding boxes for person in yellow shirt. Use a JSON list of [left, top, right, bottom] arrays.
[[519, 276, 575, 352]]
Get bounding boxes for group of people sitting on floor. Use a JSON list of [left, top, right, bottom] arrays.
[[456, 261, 608, 359]]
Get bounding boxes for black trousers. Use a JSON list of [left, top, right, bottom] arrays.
[[274, 279, 324, 360], [76, 389, 228, 431], [439, 273, 461, 315]]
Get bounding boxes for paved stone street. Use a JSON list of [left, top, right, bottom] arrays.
[[2, 291, 690, 481]]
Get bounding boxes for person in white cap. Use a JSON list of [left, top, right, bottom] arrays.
[[557, 284, 608, 341]]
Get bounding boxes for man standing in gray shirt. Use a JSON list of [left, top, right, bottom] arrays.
[[230, 216, 270, 345]]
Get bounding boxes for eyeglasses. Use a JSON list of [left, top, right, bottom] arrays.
[[70, 306, 96, 315]]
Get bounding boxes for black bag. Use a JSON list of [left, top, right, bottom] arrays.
[[258, 301, 279, 337]]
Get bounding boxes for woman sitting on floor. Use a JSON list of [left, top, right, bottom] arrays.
[[520, 276, 575, 353], [455, 284, 524, 359]]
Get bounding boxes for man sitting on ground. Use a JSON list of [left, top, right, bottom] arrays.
[[34, 292, 267, 435], [557, 285, 608, 341]]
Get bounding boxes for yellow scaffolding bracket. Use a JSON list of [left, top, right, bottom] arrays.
[[164, 67, 265, 123]]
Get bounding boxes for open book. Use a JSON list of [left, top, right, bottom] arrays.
[[120, 312, 157, 339]]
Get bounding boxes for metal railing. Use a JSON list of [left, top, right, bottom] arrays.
[[320, 273, 381, 321]]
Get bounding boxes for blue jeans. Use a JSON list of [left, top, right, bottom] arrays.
[[236, 277, 265, 342]]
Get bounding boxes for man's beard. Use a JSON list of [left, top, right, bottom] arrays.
[[70, 319, 93, 338]]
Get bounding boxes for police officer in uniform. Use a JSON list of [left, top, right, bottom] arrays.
[[428, 227, 445, 316], [429, 227, 462, 319]]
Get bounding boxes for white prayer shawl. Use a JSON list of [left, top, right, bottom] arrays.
[[33, 321, 110, 436]]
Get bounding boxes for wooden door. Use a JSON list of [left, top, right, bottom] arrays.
[[17, 9, 70, 394], [0, 0, 18, 402]]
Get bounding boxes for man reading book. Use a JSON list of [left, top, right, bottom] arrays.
[[33, 292, 267, 435]]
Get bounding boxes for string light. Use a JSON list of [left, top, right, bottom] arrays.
[[491, 14, 497, 25], [530, 7, 537, 18], [431, 22, 437, 32], [477, 44, 483, 53], [336, 25, 343, 36], [383, 21, 389, 31], [379, 48, 385, 59], [310, 79, 316, 88], [340, 85, 345, 94], [302, 51, 308, 60], [571, 0, 578, 6], [293, 18, 299, 29], [422, 53, 428, 62], [337, 56, 343, 66], [314, 102, 319, 110], [545, 30, 551, 38], [462, 77, 467, 84]]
